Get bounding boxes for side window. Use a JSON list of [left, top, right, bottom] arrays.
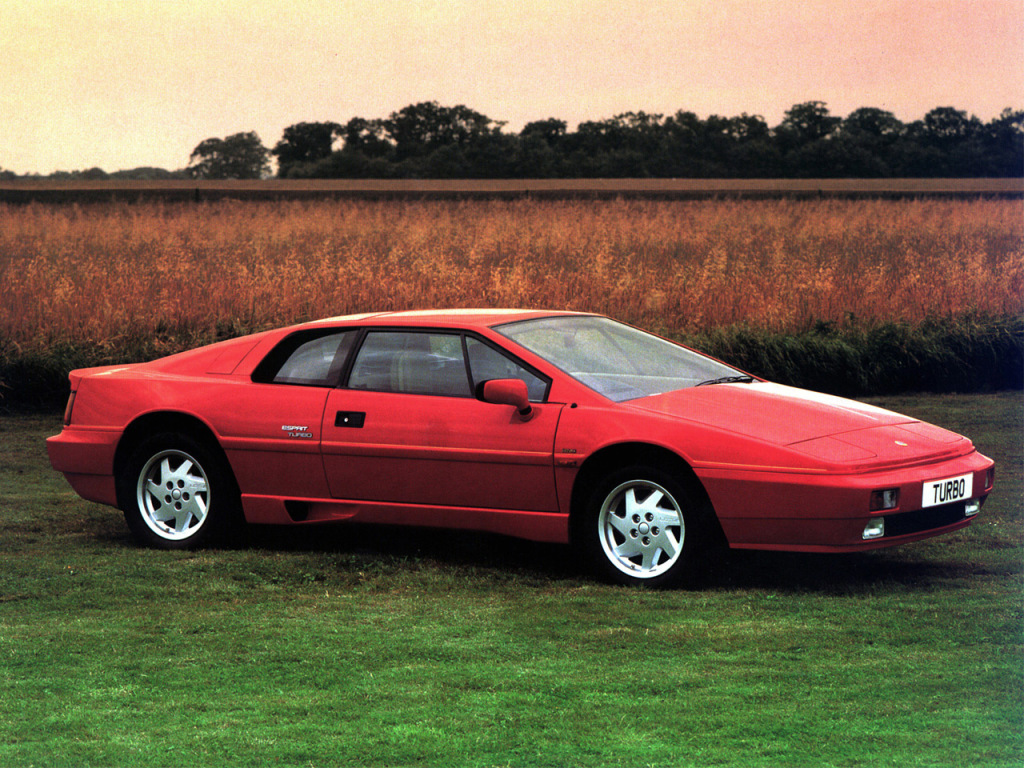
[[253, 330, 357, 386], [348, 331, 472, 397], [466, 337, 549, 402]]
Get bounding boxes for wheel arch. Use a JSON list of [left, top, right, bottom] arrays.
[[568, 441, 723, 547], [113, 411, 233, 508]]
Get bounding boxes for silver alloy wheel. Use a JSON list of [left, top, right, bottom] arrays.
[[597, 479, 685, 579], [135, 449, 211, 541]]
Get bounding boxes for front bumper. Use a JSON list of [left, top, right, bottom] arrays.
[[697, 450, 994, 552]]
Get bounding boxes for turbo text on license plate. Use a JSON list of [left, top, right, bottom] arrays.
[[922, 473, 973, 508]]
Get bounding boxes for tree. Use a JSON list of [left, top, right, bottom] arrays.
[[902, 108, 985, 175], [659, 111, 704, 176], [715, 114, 777, 177], [339, 117, 392, 157], [298, 149, 394, 179], [980, 109, 1024, 176], [515, 119, 568, 177], [920, 107, 978, 145], [564, 112, 667, 176], [109, 167, 183, 180], [384, 102, 503, 160], [188, 131, 271, 179], [272, 122, 342, 177], [520, 118, 567, 145], [842, 107, 903, 139], [779, 101, 841, 145], [830, 108, 906, 176], [574, 112, 664, 154], [460, 131, 518, 178], [776, 102, 843, 176]]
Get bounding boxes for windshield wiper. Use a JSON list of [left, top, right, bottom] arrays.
[[696, 375, 755, 387]]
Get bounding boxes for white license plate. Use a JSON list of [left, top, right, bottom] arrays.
[[922, 473, 973, 508]]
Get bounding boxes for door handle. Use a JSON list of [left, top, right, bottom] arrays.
[[335, 411, 366, 428]]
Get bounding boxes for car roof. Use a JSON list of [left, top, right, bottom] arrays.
[[307, 308, 588, 329]]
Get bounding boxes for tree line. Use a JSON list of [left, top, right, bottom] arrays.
[[4, 101, 1021, 181], [268, 101, 1023, 180]]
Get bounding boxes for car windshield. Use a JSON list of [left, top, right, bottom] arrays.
[[496, 316, 745, 402]]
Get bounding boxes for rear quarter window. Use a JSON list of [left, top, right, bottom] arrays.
[[251, 330, 358, 386]]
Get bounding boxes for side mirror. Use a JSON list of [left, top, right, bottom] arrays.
[[477, 379, 533, 420]]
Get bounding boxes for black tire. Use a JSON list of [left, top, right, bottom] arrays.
[[580, 464, 714, 588], [117, 431, 241, 549]]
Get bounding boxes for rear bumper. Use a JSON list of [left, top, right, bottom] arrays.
[[47, 427, 121, 508], [698, 450, 994, 552]]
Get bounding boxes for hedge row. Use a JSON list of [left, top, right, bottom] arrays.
[[684, 315, 1023, 396], [1, 316, 1020, 413]]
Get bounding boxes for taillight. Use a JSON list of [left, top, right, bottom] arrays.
[[63, 390, 76, 426]]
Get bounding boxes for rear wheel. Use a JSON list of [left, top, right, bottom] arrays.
[[582, 465, 712, 587], [118, 432, 239, 549]]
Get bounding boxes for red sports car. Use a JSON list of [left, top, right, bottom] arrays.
[[47, 310, 994, 586]]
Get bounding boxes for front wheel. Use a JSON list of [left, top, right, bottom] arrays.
[[582, 466, 712, 587], [118, 432, 240, 549]]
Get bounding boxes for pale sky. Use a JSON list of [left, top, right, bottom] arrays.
[[2, 0, 1022, 174]]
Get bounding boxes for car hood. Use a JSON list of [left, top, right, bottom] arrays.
[[628, 382, 970, 465], [630, 383, 909, 441]]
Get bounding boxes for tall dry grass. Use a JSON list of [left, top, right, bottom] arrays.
[[1, 198, 1021, 354]]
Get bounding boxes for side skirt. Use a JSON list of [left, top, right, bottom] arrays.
[[240, 494, 571, 544]]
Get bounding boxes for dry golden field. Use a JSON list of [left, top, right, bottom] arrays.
[[1, 198, 1021, 354]]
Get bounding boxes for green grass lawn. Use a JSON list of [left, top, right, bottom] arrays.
[[2, 393, 1021, 767]]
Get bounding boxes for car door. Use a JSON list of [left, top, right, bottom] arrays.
[[321, 329, 563, 513]]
